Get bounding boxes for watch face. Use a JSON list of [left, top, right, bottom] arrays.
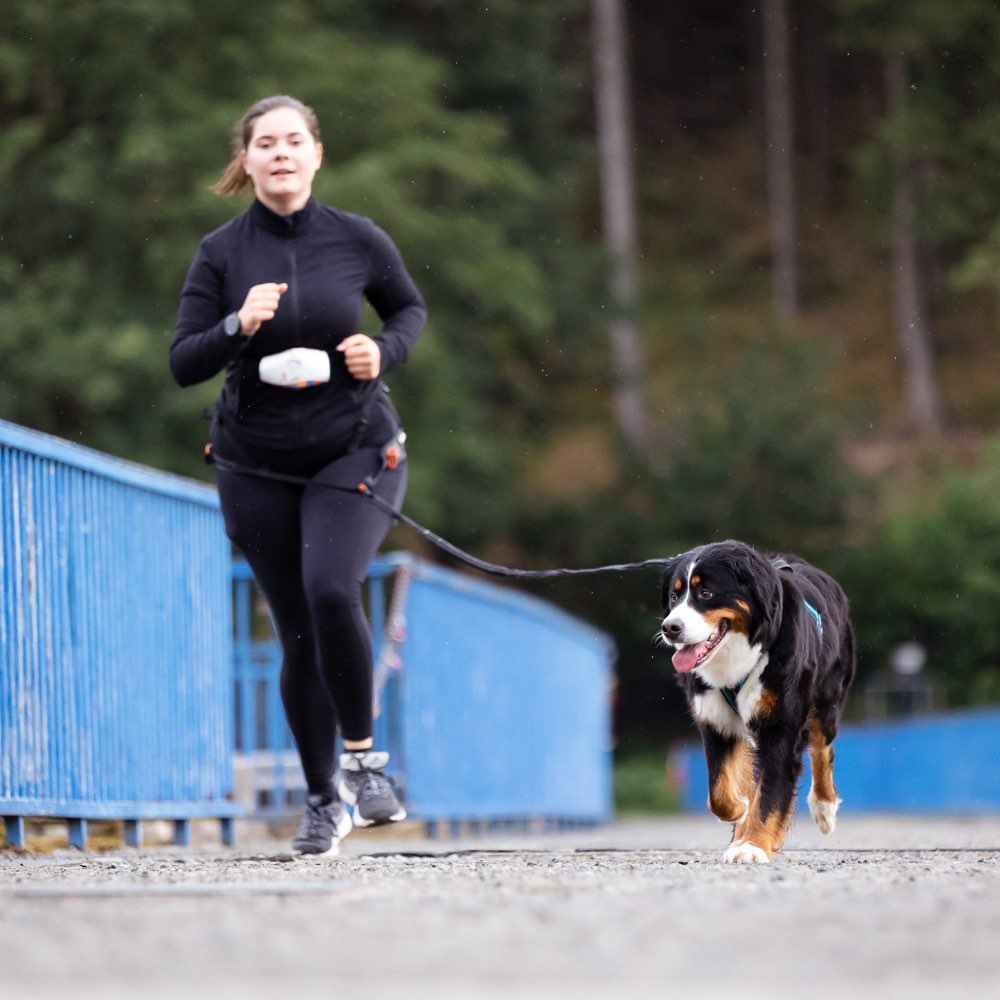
[[224, 313, 240, 336]]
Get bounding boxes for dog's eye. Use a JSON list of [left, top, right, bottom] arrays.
[[668, 592, 680, 607], [697, 588, 713, 600]]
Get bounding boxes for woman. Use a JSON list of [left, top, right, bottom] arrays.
[[171, 95, 426, 855]]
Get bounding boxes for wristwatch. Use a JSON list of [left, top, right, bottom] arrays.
[[223, 313, 242, 337]]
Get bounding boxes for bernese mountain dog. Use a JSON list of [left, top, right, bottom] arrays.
[[658, 540, 856, 864]]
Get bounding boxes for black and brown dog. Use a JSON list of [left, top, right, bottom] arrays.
[[658, 540, 856, 863]]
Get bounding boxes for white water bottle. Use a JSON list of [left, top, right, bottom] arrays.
[[258, 347, 331, 389]]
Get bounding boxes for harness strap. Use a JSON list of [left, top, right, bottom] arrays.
[[803, 599, 824, 638], [721, 681, 745, 714], [775, 560, 825, 639], [719, 599, 825, 715]]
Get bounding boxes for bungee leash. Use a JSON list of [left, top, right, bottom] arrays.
[[204, 442, 672, 580]]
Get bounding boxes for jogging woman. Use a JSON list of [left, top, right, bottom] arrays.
[[170, 95, 426, 855]]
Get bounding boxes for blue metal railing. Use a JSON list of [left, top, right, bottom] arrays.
[[1, 420, 241, 848], [233, 553, 616, 830], [674, 707, 1000, 814], [1, 418, 615, 846]]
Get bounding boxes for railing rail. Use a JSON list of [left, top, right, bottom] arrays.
[[1, 420, 240, 848]]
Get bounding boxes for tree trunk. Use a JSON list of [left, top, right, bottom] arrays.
[[800, 2, 833, 210], [592, 0, 649, 455], [761, 0, 800, 320], [886, 54, 946, 436]]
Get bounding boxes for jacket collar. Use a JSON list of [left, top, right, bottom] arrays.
[[250, 196, 317, 236]]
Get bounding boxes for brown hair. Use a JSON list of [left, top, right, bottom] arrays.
[[211, 95, 322, 196]]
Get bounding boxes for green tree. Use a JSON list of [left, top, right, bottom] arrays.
[[836, 0, 1000, 427], [839, 435, 1000, 706]]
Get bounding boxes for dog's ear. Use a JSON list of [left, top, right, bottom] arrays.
[[731, 545, 784, 647]]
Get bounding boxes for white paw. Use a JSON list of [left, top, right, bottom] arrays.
[[723, 841, 770, 864], [808, 791, 841, 835]]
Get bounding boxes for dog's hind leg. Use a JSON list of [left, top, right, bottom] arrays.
[[807, 712, 841, 834], [807, 621, 854, 834]]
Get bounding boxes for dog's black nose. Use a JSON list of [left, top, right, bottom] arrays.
[[662, 619, 683, 641]]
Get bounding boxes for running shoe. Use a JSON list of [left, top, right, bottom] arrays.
[[292, 794, 353, 856], [337, 750, 407, 827]]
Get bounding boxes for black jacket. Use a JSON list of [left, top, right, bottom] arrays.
[[171, 197, 426, 450]]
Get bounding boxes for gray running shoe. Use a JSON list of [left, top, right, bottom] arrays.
[[337, 750, 407, 827], [292, 794, 353, 856]]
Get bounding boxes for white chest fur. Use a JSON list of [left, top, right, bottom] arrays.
[[692, 651, 769, 739]]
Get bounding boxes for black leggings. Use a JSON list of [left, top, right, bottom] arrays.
[[213, 425, 406, 797]]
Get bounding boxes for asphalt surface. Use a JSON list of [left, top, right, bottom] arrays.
[[2, 813, 1000, 999]]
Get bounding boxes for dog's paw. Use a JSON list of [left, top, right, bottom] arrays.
[[723, 841, 770, 864], [808, 791, 842, 835]]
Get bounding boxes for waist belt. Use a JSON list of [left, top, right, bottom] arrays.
[[205, 428, 407, 492]]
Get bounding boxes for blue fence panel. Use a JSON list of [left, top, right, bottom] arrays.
[[674, 708, 1000, 814], [396, 557, 614, 823], [1, 420, 240, 846], [232, 552, 615, 828]]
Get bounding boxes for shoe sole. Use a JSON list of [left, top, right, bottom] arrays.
[[293, 808, 353, 856], [337, 778, 407, 827], [350, 807, 407, 828], [294, 842, 340, 857]]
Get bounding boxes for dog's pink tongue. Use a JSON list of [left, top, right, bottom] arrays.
[[672, 642, 708, 673]]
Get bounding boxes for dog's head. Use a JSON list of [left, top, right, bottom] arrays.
[[658, 540, 783, 686]]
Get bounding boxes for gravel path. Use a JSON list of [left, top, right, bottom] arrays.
[[3, 814, 999, 999]]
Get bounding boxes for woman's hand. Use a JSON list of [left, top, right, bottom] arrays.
[[337, 333, 382, 380], [236, 282, 288, 336]]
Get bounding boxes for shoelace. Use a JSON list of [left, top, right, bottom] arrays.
[[300, 800, 336, 837], [355, 769, 395, 798]]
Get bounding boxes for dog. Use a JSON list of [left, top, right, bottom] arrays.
[[657, 540, 856, 863]]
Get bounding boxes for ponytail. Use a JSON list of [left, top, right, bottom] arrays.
[[211, 156, 251, 197]]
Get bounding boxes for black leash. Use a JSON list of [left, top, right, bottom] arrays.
[[205, 444, 671, 580]]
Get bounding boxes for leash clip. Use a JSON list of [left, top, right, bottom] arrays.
[[383, 430, 406, 470], [359, 430, 407, 496]]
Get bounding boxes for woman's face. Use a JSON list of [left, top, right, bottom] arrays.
[[240, 106, 323, 214]]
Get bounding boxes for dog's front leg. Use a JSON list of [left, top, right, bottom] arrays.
[[701, 727, 755, 826], [725, 725, 805, 864]]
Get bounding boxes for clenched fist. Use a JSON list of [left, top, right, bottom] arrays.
[[337, 333, 382, 381], [237, 282, 288, 336]]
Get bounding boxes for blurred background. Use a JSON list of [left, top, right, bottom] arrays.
[[3, 0, 1000, 795]]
